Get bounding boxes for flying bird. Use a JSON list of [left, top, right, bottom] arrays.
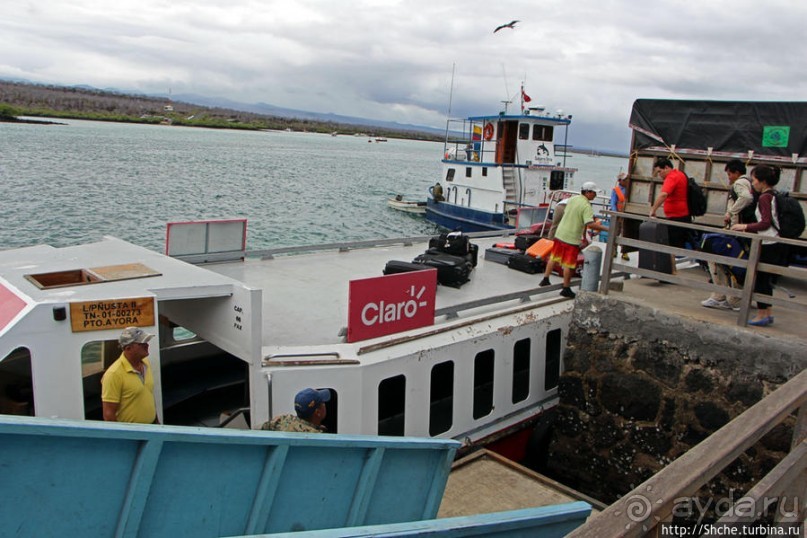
[[493, 20, 519, 33]]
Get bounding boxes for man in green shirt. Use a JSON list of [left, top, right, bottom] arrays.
[[539, 182, 609, 298]]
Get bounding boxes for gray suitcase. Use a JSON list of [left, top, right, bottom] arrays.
[[484, 247, 520, 265]]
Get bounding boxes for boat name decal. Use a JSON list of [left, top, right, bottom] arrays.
[[69, 297, 155, 332]]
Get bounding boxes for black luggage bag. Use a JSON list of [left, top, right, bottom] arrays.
[[507, 253, 546, 274], [413, 252, 472, 288], [638, 221, 673, 274], [383, 260, 435, 276], [427, 236, 478, 267], [429, 231, 470, 256], [514, 234, 540, 252]]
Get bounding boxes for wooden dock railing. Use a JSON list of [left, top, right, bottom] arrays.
[[599, 211, 807, 326]]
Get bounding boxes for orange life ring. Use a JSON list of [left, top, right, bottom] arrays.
[[483, 123, 494, 141]]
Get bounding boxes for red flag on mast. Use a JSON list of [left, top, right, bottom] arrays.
[[522, 89, 532, 103]]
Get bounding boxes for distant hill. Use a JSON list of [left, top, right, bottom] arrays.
[[168, 92, 447, 137], [0, 79, 444, 139]]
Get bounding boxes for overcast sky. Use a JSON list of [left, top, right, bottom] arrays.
[[3, 0, 806, 150]]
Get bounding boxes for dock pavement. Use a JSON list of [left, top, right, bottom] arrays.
[[608, 264, 806, 343]]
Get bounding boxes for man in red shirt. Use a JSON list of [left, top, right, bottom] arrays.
[[649, 157, 691, 249]]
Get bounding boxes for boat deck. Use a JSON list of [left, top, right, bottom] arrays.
[[207, 234, 575, 347]]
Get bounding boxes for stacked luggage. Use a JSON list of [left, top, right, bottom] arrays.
[[383, 231, 477, 288]]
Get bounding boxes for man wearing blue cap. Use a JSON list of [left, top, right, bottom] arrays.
[[262, 387, 330, 433]]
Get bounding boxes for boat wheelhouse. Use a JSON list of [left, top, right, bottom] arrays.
[[426, 107, 577, 232]]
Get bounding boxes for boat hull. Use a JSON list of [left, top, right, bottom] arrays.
[[425, 198, 512, 232], [387, 197, 426, 214]]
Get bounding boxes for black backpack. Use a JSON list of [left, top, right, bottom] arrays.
[[686, 176, 708, 217], [772, 191, 806, 239]]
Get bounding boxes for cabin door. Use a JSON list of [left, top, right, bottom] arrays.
[[495, 121, 519, 164]]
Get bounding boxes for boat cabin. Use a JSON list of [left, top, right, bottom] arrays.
[[430, 109, 577, 231]]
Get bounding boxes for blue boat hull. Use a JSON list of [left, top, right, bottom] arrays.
[[425, 199, 513, 232]]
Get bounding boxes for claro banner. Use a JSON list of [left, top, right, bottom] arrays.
[[347, 269, 437, 343]]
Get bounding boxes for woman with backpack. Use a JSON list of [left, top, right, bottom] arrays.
[[730, 165, 787, 326]]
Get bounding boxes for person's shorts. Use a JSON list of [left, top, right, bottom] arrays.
[[549, 240, 581, 270]]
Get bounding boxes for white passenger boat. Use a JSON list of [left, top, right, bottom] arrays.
[[426, 97, 577, 232], [387, 194, 427, 214], [0, 220, 580, 459]]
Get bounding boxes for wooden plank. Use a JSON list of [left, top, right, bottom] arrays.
[[716, 440, 807, 524], [346, 447, 385, 526], [116, 439, 164, 538]]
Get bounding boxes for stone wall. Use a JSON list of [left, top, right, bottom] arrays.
[[544, 292, 806, 504]]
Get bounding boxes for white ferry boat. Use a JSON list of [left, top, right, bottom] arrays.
[[0, 220, 579, 459], [426, 97, 577, 232]]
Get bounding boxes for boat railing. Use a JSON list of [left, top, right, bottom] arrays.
[[600, 211, 807, 327], [567, 368, 806, 537]]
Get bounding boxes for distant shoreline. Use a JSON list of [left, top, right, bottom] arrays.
[[0, 115, 65, 125]]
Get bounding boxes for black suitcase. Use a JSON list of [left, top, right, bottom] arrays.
[[426, 242, 478, 267], [429, 231, 470, 256], [507, 253, 546, 274], [638, 221, 673, 274], [383, 260, 435, 276], [484, 247, 520, 265], [514, 234, 540, 252], [413, 252, 472, 288]]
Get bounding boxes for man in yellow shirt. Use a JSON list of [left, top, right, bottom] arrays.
[[101, 326, 158, 424]]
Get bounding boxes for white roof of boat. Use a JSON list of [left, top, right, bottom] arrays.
[[0, 234, 573, 347], [208, 234, 569, 346], [0, 237, 242, 304]]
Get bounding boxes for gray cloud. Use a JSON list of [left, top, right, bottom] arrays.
[[2, 0, 805, 151]]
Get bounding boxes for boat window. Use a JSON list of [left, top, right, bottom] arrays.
[[445, 168, 455, 182], [533, 125, 554, 141], [512, 338, 531, 403], [473, 350, 494, 419], [172, 326, 197, 342], [321, 389, 338, 434], [378, 375, 406, 436], [549, 170, 565, 190], [482, 167, 488, 177], [0, 347, 34, 416], [518, 123, 530, 140], [545, 329, 562, 390], [465, 167, 472, 178], [81, 339, 121, 420], [429, 361, 454, 436]]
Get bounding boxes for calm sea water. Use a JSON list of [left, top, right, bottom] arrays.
[[0, 118, 627, 252]]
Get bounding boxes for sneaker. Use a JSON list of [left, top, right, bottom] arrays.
[[539, 277, 551, 287], [748, 316, 773, 327], [560, 287, 576, 298], [701, 297, 731, 310], [621, 253, 630, 261]]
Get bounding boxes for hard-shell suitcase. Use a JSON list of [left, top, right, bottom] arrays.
[[507, 253, 546, 274], [383, 260, 435, 276], [515, 234, 540, 252], [638, 221, 673, 274], [484, 247, 521, 265], [526, 238, 555, 259], [413, 252, 472, 288]]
